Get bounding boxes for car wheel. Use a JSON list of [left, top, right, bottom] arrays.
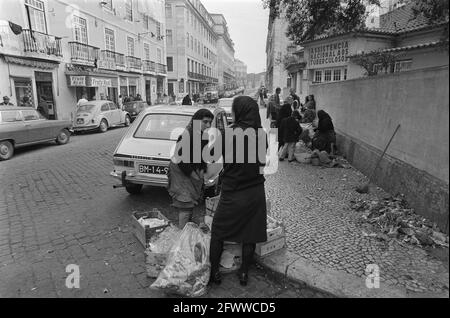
[[125, 184, 143, 195], [124, 115, 131, 127], [0, 140, 14, 161], [56, 129, 70, 145], [99, 119, 108, 133]]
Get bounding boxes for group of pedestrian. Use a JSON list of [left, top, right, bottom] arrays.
[[167, 96, 268, 287]]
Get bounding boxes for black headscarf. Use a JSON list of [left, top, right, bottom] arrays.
[[176, 108, 214, 175], [317, 110, 334, 132], [182, 95, 192, 105], [277, 103, 292, 129], [231, 96, 261, 129]]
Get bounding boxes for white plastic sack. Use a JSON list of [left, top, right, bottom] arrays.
[[151, 223, 211, 297]]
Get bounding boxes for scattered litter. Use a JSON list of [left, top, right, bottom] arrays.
[[47, 250, 54, 254], [103, 288, 109, 294], [31, 287, 37, 291], [352, 196, 449, 248], [138, 217, 169, 229]]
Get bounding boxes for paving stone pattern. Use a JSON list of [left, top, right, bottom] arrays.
[[0, 127, 328, 298]]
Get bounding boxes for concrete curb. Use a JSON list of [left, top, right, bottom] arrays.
[[257, 249, 449, 298]]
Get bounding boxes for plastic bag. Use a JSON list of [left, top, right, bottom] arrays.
[[151, 223, 211, 297]]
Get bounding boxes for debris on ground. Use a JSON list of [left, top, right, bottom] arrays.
[[351, 196, 449, 248]]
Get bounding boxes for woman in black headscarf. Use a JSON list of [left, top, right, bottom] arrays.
[[167, 109, 214, 229], [182, 94, 192, 105], [210, 96, 268, 287], [277, 103, 293, 151], [312, 110, 336, 154]]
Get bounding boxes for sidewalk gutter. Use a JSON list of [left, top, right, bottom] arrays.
[[256, 249, 449, 298]]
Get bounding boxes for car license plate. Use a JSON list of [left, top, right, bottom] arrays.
[[138, 164, 168, 175], [77, 118, 84, 124]]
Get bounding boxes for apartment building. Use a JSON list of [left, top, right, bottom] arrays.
[[265, 6, 291, 96], [211, 13, 236, 92], [165, 0, 219, 97], [0, 0, 167, 121], [234, 58, 247, 88]]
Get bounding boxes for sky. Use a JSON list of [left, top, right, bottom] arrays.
[[201, 0, 269, 74]]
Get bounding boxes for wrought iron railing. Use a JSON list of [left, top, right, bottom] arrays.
[[155, 63, 167, 74], [143, 60, 156, 73], [22, 29, 62, 57], [126, 56, 142, 70], [68, 42, 99, 65]]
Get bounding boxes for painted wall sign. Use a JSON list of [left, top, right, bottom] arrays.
[[90, 78, 112, 87], [309, 41, 350, 66], [70, 76, 86, 86]]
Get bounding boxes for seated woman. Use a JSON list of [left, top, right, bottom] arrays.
[[312, 110, 336, 154]]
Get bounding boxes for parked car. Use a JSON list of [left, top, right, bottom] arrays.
[[203, 90, 219, 104], [123, 101, 150, 122], [0, 107, 72, 160], [217, 98, 234, 124], [111, 105, 228, 195], [73, 100, 131, 133]]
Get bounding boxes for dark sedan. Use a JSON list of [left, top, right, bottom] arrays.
[[123, 101, 150, 121], [0, 107, 72, 160]]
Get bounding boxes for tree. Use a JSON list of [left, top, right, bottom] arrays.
[[262, 0, 380, 44], [351, 51, 406, 76], [411, 0, 449, 44]]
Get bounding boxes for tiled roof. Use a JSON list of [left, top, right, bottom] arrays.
[[378, 2, 431, 33], [348, 41, 445, 57]]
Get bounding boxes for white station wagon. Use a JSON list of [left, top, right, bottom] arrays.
[[111, 105, 227, 195]]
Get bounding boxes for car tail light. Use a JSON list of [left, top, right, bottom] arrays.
[[113, 159, 135, 167]]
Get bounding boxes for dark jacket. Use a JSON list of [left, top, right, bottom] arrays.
[[221, 96, 266, 192], [280, 117, 302, 143]]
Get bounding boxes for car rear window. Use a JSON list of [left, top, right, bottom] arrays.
[[0, 111, 22, 123], [78, 105, 97, 112], [219, 100, 233, 108], [134, 114, 191, 141]]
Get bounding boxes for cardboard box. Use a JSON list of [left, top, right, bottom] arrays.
[[255, 237, 286, 257], [266, 215, 285, 241], [131, 209, 170, 248]]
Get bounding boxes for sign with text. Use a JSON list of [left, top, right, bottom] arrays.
[[309, 41, 350, 67], [98, 60, 116, 70], [70, 76, 86, 87], [90, 78, 112, 87]]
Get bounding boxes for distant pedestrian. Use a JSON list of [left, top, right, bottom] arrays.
[[37, 96, 49, 119], [118, 95, 123, 110], [290, 88, 301, 110], [182, 94, 192, 105], [277, 102, 293, 150], [21, 96, 32, 107], [266, 87, 281, 127], [77, 94, 88, 107], [279, 110, 303, 162], [135, 94, 142, 101], [0, 96, 13, 106]]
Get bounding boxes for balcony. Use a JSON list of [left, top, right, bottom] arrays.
[[155, 63, 167, 74], [126, 56, 142, 72], [99, 50, 125, 70], [69, 42, 99, 66], [143, 60, 156, 73], [22, 29, 62, 57]]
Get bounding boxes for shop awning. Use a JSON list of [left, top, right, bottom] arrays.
[[3, 55, 59, 69]]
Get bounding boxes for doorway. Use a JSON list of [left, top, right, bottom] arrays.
[[107, 87, 118, 104], [145, 80, 151, 105], [35, 72, 56, 119]]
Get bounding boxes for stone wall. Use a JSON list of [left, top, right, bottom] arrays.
[[310, 66, 449, 232]]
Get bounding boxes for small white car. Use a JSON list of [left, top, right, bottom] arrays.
[[73, 101, 131, 133], [217, 98, 234, 124], [111, 105, 227, 195]]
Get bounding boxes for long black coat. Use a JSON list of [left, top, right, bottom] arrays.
[[211, 97, 267, 244]]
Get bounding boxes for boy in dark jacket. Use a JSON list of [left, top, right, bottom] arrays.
[[279, 110, 303, 162]]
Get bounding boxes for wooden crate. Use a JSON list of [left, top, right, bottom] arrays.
[[131, 209, 170, 248], [266, 215, 285, 241], [255, 237, 286, 257]]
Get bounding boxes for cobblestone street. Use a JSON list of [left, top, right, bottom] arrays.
[[0, 126, 331, 298]]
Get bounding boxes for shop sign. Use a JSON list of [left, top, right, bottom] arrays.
[[70, 76, 86, 86], [90, 78, 112, 87], [309, 41, 350, 66]]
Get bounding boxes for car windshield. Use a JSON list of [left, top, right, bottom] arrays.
[[134, 114, 191, 140], [219, 100, 233, 108], [77, 104, 96, 112]]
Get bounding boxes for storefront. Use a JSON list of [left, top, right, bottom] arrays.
[[0, 55, 60, 118], [66, 74, 119, 103]]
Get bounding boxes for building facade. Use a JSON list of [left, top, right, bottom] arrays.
[[234, 58, 247, 88], [211, 14, 236, 92], [165, 0, 219, 97], [0, 0, 167, 121], [246, 72, 266, 90], [265, 6, 291, 97]]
